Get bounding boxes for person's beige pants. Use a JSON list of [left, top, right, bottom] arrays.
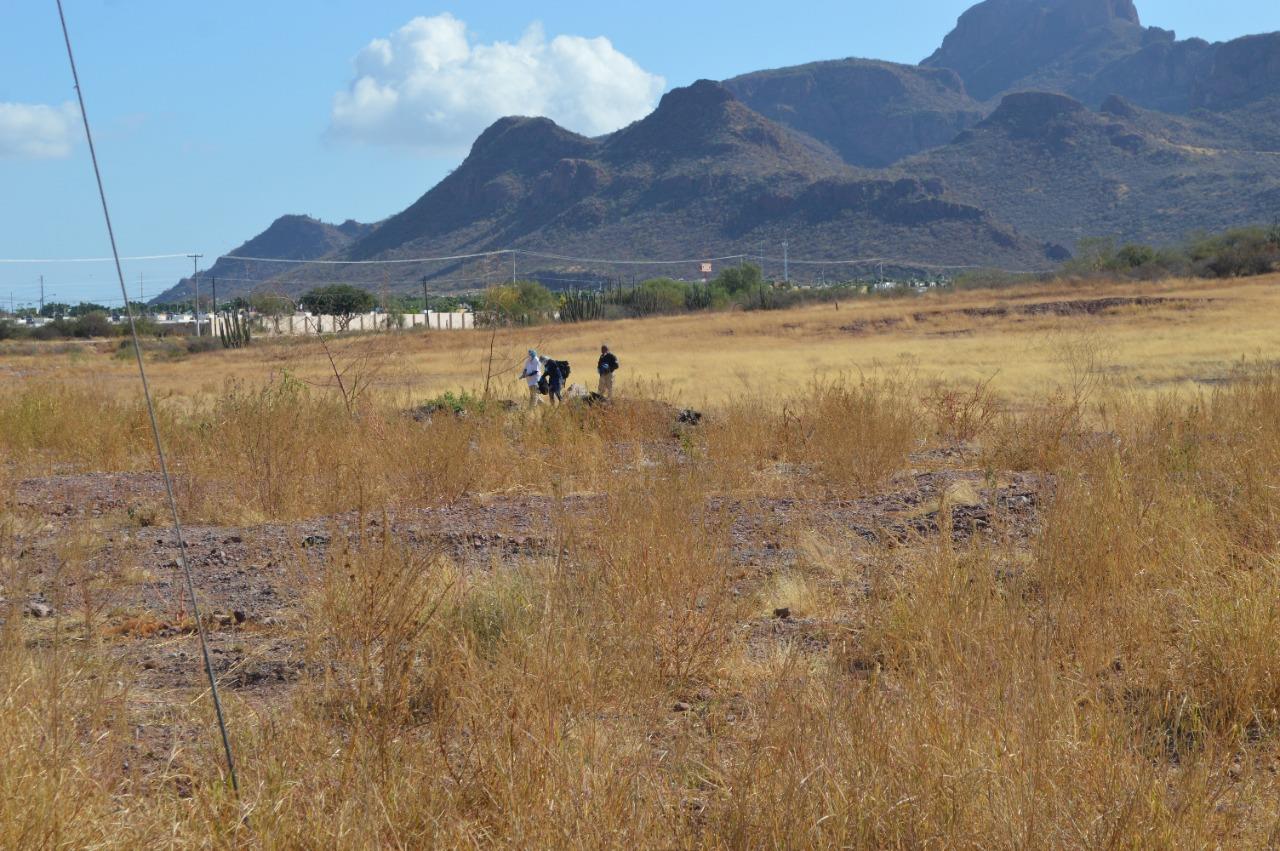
[[599, 372, 614, 397], [528, 384, 540, 407]]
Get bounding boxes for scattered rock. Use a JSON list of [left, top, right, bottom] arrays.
[[673, 701, 692, 713], [677, 408, 703, 426], [773, 607, 791, 620], [301, 534, 330, 548], [25, 601, 54, 618]]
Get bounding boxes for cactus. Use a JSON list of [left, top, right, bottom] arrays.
[[219, 310, 253, 349], [559, 289, 604, 323]]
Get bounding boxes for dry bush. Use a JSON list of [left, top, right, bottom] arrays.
[[569, 466, 742, 691], [303, 522, 460, 747], [789, 375, 920, 494], [924, 374, 1001, 444], [0, 508, 135, 849], [701, 393, 787, 492], [0, 382, 159, 473]]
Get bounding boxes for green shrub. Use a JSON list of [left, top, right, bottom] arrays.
[[483, 280, 557, 323]]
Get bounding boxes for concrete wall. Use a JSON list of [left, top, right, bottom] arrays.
[[235, 311, 475, 337]]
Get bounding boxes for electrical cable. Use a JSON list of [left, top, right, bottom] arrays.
[[54, 0, 239, 795], [0, 253, 193, 263]]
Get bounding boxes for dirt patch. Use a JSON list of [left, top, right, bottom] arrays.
[[839, 317, 905, 335], [7, 459, 1049, 776], [916, 296, 1196, 324]]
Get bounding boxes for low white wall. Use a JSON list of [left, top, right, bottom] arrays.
[[246, 311, 474, 336]]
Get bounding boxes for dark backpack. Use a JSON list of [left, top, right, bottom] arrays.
[[552, 360, 570, 381]]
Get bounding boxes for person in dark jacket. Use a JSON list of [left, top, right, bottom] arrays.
[[597, 344, 619, 397], [541, 356, 564, 405]]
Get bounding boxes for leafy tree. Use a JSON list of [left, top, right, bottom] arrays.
[[428, 295, 464, 313], [1113, 243, 1157, 268], [483, 280, 557, 323], [713, 263, 765, 296], [1063, 237, 1117, 275], [71, 311, 116, 338], [249, 292, 293, 333], [299, 284, 376, 331]]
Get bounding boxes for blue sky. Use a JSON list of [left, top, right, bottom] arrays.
[[1, 1, 1276, 307]]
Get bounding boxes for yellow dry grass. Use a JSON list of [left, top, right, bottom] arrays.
[[2, 274, 1277, 409], [2, 274, 1280, 847]]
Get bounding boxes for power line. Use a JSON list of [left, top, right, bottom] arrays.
[[513, 249, 751, 266], [221, 248, 512, 265], [0, 252, 193, 263], [55, 0, 238, 795]]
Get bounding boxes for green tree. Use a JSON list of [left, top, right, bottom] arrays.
[[1065, 237, 1117, 274], [713, 263, 764, 296], [250, 292, 293, 334], [427, 295, 463, 313], [299, 284, 376, 331], [483, 280, 557, 323], [71, 311, 116, 338], [1113, 243, 1157, 269]]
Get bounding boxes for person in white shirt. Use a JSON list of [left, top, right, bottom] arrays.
[[520, 349, 542, 407]]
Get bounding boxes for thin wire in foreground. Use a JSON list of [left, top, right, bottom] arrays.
[[54, 0, 239, 794]]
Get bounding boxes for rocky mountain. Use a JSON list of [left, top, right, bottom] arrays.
[[158, 0, 1280, 302], [723, 59, 985, 167], [924, 0, 1280, 118], [157, 215, 373, 304], [251, 80, 1048, 295], [923, 0, 1150, 102], [906, 91, 1280, 248]]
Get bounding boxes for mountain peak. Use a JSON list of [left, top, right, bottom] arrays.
[[923, 0, 1148, 100], [602, 79, 840, 171], [469, 116, 594, 162], [655, 78, 737, 111]]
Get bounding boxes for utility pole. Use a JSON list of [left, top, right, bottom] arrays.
[[782, 241, 789, 284], [187, 253, 203, 336], [511, 250, 517, 284], [39, 275, 44, 315], [421, 275, 429, 318], [138, 272, 143, 305], [211, 277, 218, 337]]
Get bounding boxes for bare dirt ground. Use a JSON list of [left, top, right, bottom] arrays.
[[4, 449, 1046, 779]]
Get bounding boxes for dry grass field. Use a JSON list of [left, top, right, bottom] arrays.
[[2, 274, 1280, 847], [3, 275, 1279, 410]]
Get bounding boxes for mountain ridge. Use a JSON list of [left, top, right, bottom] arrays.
[[151, 0, 1280, 303]]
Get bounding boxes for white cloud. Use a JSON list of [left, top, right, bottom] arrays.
[[329, 14, 665, 153], [0, 101, 79, 159]]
